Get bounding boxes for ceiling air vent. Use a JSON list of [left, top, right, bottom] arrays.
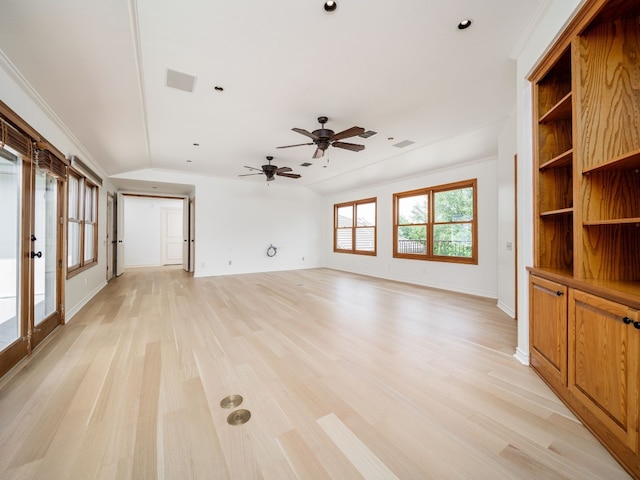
[[358, 130, 377, 139], [166, 69, 196, 93], [392, 140, 415, 148]]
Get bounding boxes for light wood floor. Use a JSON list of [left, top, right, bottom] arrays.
[[0, 267, 631, 479]]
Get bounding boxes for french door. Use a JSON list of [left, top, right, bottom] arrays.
[[0, 146, 64, 377]]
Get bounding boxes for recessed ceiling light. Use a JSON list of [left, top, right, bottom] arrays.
[[214, 86, 224, 92], [193, 143, 199, 146], [388, 137, 394, 141], [186, 159, 192, 163], [324, 1, 337, 12], [458, 19, 472, 30]]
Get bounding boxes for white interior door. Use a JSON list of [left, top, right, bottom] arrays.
[[189, 198, 195, 273], [106, 194, 114, 281], [182, 198, 189, 271], [163, 208, 183, 265], [116, 193, 124, 276]]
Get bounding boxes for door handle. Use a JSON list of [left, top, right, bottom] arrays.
[[30, 251, 42, 258]]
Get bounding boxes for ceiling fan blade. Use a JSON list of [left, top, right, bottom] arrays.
[[313, 147, 324, 159], [275, 166, 292, 173], [292, 128, 319, 140], [332, 141, 365, 152], [331, 126, 365, 141], [243, 165, 263, 171], [277, 142, 315, 149], [277, 172, 301, 179], [238, 173, 264, 177]]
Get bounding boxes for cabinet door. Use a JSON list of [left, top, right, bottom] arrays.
[[569, 289, 639, 453], [529, 275, 568, 388]]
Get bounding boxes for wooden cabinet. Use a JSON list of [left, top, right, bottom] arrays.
[[529, 276, 567, 390], [529, 1, 640, 477], [569, 290, 639, 454]]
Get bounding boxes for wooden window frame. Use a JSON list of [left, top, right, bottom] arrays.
[[333, 197, 377, 256], [67, 168, 98, 277], [393, 179, 477, 264]]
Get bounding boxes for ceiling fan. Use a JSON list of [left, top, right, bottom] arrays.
[[239, 156, 301, 182], [277, 116, 365, 159]]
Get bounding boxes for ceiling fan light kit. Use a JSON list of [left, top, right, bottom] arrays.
[[277, 116, 365, 159], [239, 156, 301, 182], [241, 116, 365, 181]]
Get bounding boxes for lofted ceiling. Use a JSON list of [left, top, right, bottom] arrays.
[[0, 0, 547, 195]]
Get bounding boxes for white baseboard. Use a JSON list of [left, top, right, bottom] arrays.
[[65, 281, 107, 322], [497, 301, 516, 318], [513, 347, 530, 366]]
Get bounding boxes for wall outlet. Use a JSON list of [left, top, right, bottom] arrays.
[[302, 256, 305, 261], [228, 260, 232, 265]]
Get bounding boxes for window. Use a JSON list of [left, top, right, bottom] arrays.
[[67, 169, 98, 275], [393, 179, 477, 264], [334, 197, 376, 255]]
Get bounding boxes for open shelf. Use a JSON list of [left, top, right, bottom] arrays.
[[540, 149, 573, 170], [539, 92, 572, 123], [584, 217, 640, 226], [540, 207, 574, 217], [583, 148, 640, 174]]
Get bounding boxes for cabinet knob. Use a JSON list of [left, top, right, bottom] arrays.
[[634, 321, 640, 330], [556, 291, 564, 296], [623, 316, 632, 325]]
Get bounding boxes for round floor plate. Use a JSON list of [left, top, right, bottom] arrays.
[[227, 409, 251, 426], [220, 394, 243, 409]]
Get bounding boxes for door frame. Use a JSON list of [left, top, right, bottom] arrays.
[[0, 152, 64, 376], [27, 164, 64, 351], [106, 192, 115, 281]]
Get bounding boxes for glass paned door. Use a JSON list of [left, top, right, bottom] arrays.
[[0, 150, 20, 352], [29, 166, 61, 350], [33, 169, 58, 325]]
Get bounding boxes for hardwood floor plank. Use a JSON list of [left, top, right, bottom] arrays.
[[0, 267, 632, 479], [132, 341, 161, 479], [7, 363, 89, 468], [276, 429, 333, 480], [317, 413, 398, 480]]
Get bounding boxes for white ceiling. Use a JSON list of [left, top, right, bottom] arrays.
[[0, 0, 547, 195]]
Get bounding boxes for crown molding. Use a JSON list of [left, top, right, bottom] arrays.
[[0, 47, 106, 179]]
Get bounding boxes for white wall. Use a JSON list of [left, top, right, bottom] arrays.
[[0, 55, 113, 321], [324, 157, 499, 299], [514, 0, 584, 364], [497, 109, 517, 317], [2, 0, 587, 339], [113, 169, 324, 276], [123, 196, 183, 267]]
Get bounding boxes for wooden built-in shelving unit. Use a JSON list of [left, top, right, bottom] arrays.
[[528, 1, 640, 478]]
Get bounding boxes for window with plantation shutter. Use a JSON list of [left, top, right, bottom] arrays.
[[67, 168, 98, 276]]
